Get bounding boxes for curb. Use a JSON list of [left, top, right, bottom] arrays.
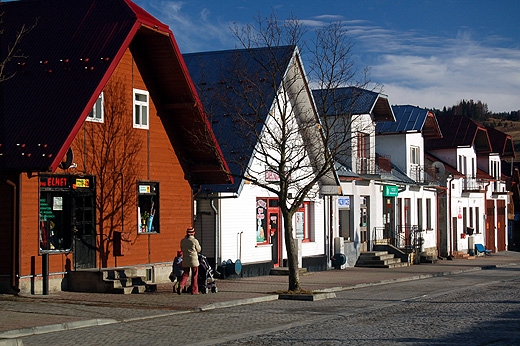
[[0, 261, 517, 342], [0, 319, 117, 339], [197, 295, 279, 311]]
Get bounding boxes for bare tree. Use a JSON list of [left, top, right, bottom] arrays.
[[213, 13, 375, 292], [0, 12, 37, 82], [73, 77, 142, 267]]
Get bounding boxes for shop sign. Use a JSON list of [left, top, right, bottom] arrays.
[[139, 185, 151, 193], [337, 197, 350, 208], [40, 175, 93, 190], [383, 185, 398, 197]]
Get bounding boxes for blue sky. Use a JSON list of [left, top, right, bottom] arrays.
[[135, 0, 520, 113]]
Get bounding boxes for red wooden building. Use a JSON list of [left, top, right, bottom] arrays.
[[0, 0, 230, 294]]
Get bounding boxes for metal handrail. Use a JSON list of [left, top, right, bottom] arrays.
[[371, 225, 422, 254]]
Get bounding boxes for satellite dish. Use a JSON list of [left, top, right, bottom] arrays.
[[432, 161, 446, 180], [59, 148, 74, 170]]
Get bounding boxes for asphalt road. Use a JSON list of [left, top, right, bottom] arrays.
[[9, 264, 520, 346]]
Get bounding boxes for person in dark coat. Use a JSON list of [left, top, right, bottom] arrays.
[[177, 227, 201, 295], [171, 250, 184, 292]]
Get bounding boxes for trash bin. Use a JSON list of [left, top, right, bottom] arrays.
[[332, 253, 346, 269], [223, 259, 242, 277]]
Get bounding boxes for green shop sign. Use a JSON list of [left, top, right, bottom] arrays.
[[383, 185, 398, 197]]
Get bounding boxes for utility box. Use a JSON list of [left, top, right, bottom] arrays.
[[468, 235, 475, 256]]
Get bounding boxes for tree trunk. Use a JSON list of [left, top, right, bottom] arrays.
[[282, 212, 300, 291]]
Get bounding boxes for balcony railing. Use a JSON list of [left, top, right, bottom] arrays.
[[409, 165, 442, 184], [462, 177, 488, 192], [356, 157, 376, 174], [356, 155, 392, 175]]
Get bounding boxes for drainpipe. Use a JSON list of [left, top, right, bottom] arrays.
[[436, 186, 447, 258], [447, 176, 454, 257], [5, 177, 20, 293], [210, 199, 219, 271], [238, 231, 243, 261], [328, 196, 333, 262]]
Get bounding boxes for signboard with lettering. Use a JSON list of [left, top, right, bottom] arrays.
[[383, 185, 399, 197], [40, 176, 70, 188], [39, 175, 94, 191], [337, 197, 350, 209]]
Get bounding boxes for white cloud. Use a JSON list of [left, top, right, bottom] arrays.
[[136, 0, 237, 53], [348, 22, 520, 113]]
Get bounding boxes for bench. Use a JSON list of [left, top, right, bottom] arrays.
[[475, 243, 492, 256]]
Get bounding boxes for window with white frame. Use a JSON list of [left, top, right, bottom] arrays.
[[491, 160, 500, 179], [410, 146, 420, 165], [133, 89, 149, 129], [87, 93, 104, 123]]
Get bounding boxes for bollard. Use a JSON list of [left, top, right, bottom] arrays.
[[42, 253, 49, 295]]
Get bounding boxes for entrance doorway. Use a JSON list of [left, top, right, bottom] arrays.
[[269, 209, 281, 267], [486, 200, 496, 252], [72, 191, 96, 269], [256, 197, 281, 267], [39, 175, 96, 269], [359, 196, 369, 251]]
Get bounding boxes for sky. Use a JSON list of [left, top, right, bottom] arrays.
[[134, 0, 520, 113]]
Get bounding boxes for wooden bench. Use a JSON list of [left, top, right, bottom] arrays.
[[475, 243, 492, 256]]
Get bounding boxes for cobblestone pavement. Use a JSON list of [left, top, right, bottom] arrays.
[[217, 268, 520, 346], [1, 251, 520, 345]]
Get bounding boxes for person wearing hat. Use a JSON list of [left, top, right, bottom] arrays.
[[177, 227, 201, 295]]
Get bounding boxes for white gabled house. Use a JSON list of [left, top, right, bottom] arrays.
[[375, 105, 443, 262], [424, 113, 504, 257], [184, 46, 340, 276], [312, 87, 395, 267]]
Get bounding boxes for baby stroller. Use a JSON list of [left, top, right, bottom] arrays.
[[198, 254, 218, 294]]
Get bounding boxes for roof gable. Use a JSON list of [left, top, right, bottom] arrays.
[[183, 46, 295, 193], [425, 114, 491, 154], [485, 126, 516, 158], [312, 87, 395, 122], [0, 0, 230, 184]]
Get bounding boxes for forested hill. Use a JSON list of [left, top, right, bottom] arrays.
[[432, 99, 520, 160], [433, 99, 520, 123]]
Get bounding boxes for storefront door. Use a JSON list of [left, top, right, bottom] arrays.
[[39, 175, 96, 269], [360, 197, 368, 251], [269, 210, 281, 267], [72, 191, 96, 269]]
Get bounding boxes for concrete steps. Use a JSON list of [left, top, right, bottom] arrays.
[[355, 251, 408, 268], [67, 266, 156, 294]]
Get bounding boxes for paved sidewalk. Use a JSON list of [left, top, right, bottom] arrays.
[[1, 250, 520, 344]]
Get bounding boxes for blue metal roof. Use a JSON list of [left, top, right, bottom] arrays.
[[183, 46, 295, 193], [377, 105, 427, 133], [313, 87, 377, 115], [312, 87, 394, 122], [376, 105, 443, 140]]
